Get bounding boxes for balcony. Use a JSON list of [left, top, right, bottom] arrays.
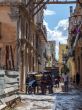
[[69, 24, 81, 48], [36, 23, 47, 43]]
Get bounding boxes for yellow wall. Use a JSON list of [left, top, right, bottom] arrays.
[[59, 44, 67, 73], [67, 58, 76, 81]]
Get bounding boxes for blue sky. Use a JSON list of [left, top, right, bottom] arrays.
[[43, 4, 75, 59]]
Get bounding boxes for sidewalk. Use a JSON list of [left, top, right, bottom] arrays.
[[15, 95, 55, 110]]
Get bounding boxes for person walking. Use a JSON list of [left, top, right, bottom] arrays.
[[41, 74, 47, 94], [28, 75, 36, 94], [47, 74, 53, 94], [62, 72, 69, 92], [76, 72, 80, 87], [55, 75, 60, 88], [32, 75, 37, 94]]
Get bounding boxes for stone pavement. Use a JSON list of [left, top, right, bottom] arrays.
[[14, 84, 82, 110]]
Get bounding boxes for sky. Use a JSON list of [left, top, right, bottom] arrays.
[[43, 4, 75, 60]]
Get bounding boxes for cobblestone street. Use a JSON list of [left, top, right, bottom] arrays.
[[55, 89, 82, 110], [14, 86, 82, 110]]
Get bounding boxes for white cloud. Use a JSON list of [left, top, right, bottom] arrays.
[[44, 9, 56, 16], [43, 19, 68, 43], [43, 19, 68, 59], [55, 19, 69, 31]]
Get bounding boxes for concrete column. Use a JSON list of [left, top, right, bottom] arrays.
[[18, 16, 24, 92], [19, 49, 24, 92], [27, 47, 29, 72], [19, 16, 26, 92], [23, 44, 27, 93]]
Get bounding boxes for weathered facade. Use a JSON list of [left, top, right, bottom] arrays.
[[48, 41, 56, 60], [68, 1, 82, 85], [0, 0, 47, 92], [0, 2, 18, 70], [45, 41, 56, 68], [17, 1, 47, 92], [59, 43, 67, 74]]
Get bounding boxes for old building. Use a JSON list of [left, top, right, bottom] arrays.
[[0, 0, 47, 92], [0, 1, 19, 70], [17, 0, 47, 92], [68, 1, 82, 85], [59, 43, 67, 74], [48, 41, 56, 60], [45, 41, 56, 68]]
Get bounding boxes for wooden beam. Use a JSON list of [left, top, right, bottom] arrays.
[[34, 1, 77, 4], [47, 1, 77, 4]]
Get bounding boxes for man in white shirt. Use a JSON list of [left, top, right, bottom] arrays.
[[62, 72, 69, 92]]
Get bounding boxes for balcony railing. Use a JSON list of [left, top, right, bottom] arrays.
[[68, 23, 82, 48], [37, 23, 47, 38], [37, 23, 47, 35], [42, 25, 47, 37]]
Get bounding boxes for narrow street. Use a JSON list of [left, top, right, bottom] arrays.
[[0, 0, 82, 110], [14, 86, 82, 110]]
